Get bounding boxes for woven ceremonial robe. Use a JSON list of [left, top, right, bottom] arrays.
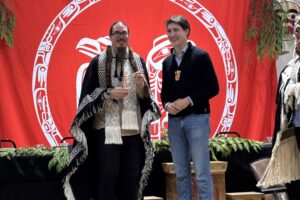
[[63, 48, 160, 200]]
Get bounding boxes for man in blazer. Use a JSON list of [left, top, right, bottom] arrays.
[[161, 15, 219, 200]]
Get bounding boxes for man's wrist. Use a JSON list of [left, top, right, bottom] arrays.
[[105, 88, 112, 99]]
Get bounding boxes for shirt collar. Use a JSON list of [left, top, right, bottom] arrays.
[[173, 43, 189, 56]]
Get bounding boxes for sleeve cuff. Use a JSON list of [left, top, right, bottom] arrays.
[[187, 96, 193, 106], [164, 102, 171, 110]]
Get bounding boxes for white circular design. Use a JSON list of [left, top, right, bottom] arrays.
[[32, 0, 238, 146], [32, 0, 100, 146]]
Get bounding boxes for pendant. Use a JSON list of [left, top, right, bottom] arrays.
[[175, 70, 181, 81], [123, 72, 129, 88]]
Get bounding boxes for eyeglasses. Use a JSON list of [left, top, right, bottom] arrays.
[[111, 31, 129, 37]]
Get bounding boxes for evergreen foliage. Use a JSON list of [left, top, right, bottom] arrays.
[[0, 0, 15, 47], [152, 130, 263, 161], [0, 147, 70, 173], [245, 0, 291, 60]]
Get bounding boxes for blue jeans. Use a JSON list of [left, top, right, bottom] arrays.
[[168, 114, 214, 200]]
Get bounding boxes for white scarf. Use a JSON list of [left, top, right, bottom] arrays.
[[101, 49, 144, 144]]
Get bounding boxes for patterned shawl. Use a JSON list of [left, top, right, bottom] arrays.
[[63, 47, 161, 200]]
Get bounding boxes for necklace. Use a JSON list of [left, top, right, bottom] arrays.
[[175, 70, 181, 81]]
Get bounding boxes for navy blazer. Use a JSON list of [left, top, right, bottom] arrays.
[[161, 42, 219, 117]]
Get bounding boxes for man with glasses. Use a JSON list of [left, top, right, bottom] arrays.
[[161, 15, 219, 200], [63, 21, 160, 200]]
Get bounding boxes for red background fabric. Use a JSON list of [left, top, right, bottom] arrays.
[[0, 0, 277, 147]]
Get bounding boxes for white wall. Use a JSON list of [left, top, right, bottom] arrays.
[[276, 40, 295, 78]]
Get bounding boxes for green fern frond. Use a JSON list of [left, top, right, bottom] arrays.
[[227, 138, 238, 152], [242, 140, 251, 152], [216, 137, 227, 144], [209, 146, 218, 161], [48, 147, 70, 173], [232, 137, 244, 150], [248, 139, 263, 152]]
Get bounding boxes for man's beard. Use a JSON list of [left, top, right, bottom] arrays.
[[115, 47, 127, 81], [116, 47, 127, 59]]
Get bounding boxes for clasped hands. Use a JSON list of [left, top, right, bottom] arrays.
[[109, 71, 145, 100], [165, 98, 191, 115]]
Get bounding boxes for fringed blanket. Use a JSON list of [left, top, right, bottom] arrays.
[[63, 49, 161, 200]]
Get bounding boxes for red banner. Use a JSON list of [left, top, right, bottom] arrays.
[[0, 0, 277, 147]]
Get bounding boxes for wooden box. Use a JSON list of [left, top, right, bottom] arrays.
[[226, 192, 264, 200], [162, 161, 228, 200], [144, 196, 164, 200]]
